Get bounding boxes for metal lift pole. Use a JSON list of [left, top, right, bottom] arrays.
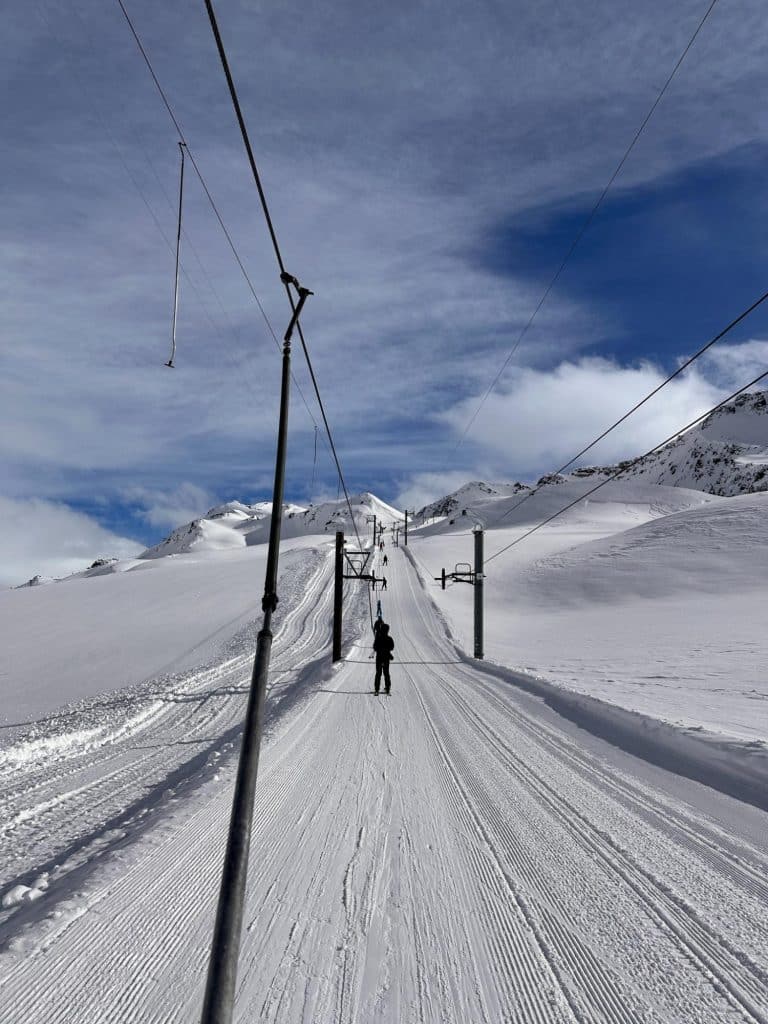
[[200, 280, 311, 1024], [332, 531, 344, 662], [474, 527, 484, 659]]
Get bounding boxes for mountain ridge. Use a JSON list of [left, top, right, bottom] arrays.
[[416, 389, 768, 522]]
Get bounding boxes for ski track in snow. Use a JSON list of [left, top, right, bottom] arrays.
[[0, 546, 337, 909], [0, 547, 766, 1022]]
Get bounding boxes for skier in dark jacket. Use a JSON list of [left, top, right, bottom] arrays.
[[373, 623, 394, 695]]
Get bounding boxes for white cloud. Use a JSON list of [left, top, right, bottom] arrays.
[[441, 356, 723, 476], [394, 342, 768, 509], [124, 482, 219, 529], [394, 471, 490, 513], [0, 498, 143, 588], [701, 338, 768, 391], [3, 1, 768, 517]]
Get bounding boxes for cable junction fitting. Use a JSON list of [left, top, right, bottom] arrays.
[[280, 272, 313, 343]]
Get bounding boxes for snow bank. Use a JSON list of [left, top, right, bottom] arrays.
[[407, 487, 768, 769], [405, 543, 768, 812], [465, 652, 768, 814]]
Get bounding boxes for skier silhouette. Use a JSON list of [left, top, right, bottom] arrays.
[[383, 554, 388, 566], [373, 623, 394, 695], [382, 576, 387, 590]]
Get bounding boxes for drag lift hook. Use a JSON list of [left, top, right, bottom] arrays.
[[166, 141, 187, 368]]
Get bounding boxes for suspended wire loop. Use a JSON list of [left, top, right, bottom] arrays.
[[116, 0, 333, 448], [166, 140, 186, 368]]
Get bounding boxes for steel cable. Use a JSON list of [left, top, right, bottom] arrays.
[[453, 0, 721, 451], [486, 368, 768, 565]]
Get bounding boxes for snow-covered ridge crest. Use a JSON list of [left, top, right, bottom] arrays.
[[417, 480, 530, 520], [139, 492, 403, 560], [573, 390, 768, 496], [418, 389, 768, 521]]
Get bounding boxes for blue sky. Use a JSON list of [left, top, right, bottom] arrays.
[[478, 141, 768, 365], [3, 0, 768, 583]]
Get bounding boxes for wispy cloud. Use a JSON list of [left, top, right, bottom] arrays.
[[394, 471, 495, 513], [702, 339, 768, 391], [122, 482, 219, 529], [4, 0, 768, 574], [407, 340, 765, 497], [0, 497, 143, 588]]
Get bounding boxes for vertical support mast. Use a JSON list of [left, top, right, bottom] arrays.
[[473, 527, 484, 660], [201, 278, 312, 1024], [332, 531, 344, 662], [404, 510, 409, 546], [167, 141, 186, 368], [366, 514, 377, 549]]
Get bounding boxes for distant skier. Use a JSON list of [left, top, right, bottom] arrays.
[[373, 623, 395, 695], [382, 576, 388, 590], [383, 554, 388, 566]]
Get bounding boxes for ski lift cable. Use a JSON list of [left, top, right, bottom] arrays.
[[114, 0, 330, 448], [485, 367, 768, 566], [344, 658, 462, 666], [402, 544, 441, 588], [202, 0, 366, 555], [295, 318, 367, 552], [495, 283, 768, 526], [451, 0, 721, 453]]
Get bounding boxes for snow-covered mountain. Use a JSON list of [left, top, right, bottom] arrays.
[[574, 390, 768, 495], [15, 573, 52, 588], [417, 481, 530, 520], [3, 402, 767, 1023], [417, 390, 768, 525], [139, 492, 403, 560], [20, 390, 768, 582]]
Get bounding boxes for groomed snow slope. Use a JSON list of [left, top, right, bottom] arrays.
[[410, 484, 768, 743], [0, 537, 331, 724], [0, 546, 766, 1022]]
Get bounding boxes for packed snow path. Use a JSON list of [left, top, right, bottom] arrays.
[[1, 547, 767, 1022]]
